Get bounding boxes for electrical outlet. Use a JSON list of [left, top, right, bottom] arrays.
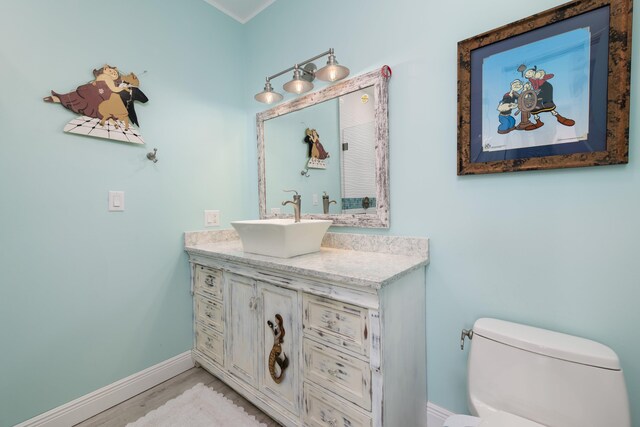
[[271, 208, 281, 215], [204, 210, 220, 227]]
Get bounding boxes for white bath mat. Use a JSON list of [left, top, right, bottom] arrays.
[[126, 383, 268, 427]]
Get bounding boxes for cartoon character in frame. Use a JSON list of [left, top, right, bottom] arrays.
[[496, 79, 523, 134], [496, 64, 575, 135], [521, 65, 575, 130], [43, 65, 149, 144]]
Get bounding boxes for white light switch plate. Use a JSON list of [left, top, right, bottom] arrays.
[[108, 191, 125, 212], [204, 210, 220, 227]]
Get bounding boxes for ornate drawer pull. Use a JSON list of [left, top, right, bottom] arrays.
[[205, 310, 213, 318], [327, 368, 339, 377], [325, 417, 337, 427], [204, 275, 215, 286], [326, 319, 337, 328]]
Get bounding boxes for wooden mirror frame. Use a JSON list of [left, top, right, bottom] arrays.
[[457, 0, 632, 175], [257, 69, 390, 228]]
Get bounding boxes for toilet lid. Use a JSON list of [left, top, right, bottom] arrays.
[[479, 411, 544, 427]]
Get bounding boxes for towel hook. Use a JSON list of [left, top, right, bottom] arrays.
[[146, 148, 158, 163]]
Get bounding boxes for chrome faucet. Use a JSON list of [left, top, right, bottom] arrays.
[[282, 190, 301, 222], [322, 191, 337, 214]]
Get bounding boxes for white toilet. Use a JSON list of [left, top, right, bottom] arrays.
[[443, 318, 631, 427]]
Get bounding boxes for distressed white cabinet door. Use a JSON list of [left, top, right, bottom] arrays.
[[227, 273, 259, 387], [258, 282, 300, 415]]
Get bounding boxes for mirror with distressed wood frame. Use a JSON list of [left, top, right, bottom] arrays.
[[257, 70, 389, 228]]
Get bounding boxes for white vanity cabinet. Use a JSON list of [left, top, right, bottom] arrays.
[[193, 265, 225, 367], [258, 282, 301, 414], [226, 272, 260, 387], [186, 232, 429, 427], [226, 272, 301, 415]]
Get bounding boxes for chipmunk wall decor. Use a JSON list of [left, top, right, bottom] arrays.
[[44, 65, 149, 144]]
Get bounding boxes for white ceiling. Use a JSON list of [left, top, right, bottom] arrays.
[[203, 0, 275, 24]]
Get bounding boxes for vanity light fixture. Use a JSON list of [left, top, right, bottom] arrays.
[[315, 49, 350, 82], [254, 48, 349, 104], [254, 80, 283, 104], [283, 65, 314, 94]]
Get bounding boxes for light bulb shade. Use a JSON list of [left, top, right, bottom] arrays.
[[254, 81, 283, 104], [283, 69, 313, 94], [315, 55, 350, 82]]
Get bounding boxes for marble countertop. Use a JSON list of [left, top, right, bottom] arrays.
[[184, 232, 429, 290]]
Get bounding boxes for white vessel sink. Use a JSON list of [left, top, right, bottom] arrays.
[[231, 219, 332, 258]]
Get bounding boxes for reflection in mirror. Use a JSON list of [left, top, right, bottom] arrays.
[[264, 97, 341, 215], [339, 87, 376, 215], [258, 70, 389, 228]]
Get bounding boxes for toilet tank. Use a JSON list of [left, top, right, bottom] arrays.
[[467, 318, 630, 427]]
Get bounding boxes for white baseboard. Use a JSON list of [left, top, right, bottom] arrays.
[[15, 351, 194, 427], [18, 353, 450, 427], [427, 401, 455, 427]]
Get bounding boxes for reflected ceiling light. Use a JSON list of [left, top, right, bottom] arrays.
[[254, 48, 349, 104], [254, 80, 283, 104]]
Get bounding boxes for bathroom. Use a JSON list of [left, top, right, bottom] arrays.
[[0, 0, 638, 426]]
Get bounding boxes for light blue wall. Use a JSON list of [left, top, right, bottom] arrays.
[[246, 0, 640, 425], [2, 1, 639, 425], [0, 1, 250, 425]]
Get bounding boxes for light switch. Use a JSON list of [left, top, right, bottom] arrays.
[[312, 193, 319, 206], [108, 191, 125, 212]]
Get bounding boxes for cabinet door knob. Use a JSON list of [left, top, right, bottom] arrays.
[[204, 275, 214, 286], [248, 297, 260, 310]]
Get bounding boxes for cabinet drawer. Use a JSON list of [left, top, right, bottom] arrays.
[[195, 295, 224, 333], [303, 339, 371, 411], [303, 381, 372, 427], [303, 294, 369, 357], [195, 323, 224, 366], [194, 265, 223, 300]]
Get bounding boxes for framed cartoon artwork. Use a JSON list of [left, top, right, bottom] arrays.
[[457, 0, 633, 175]]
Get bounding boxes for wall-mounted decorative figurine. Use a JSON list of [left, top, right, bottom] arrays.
[[43, 65, 149, 144], [266, 314, 289, 384], [457, 0, 632, 175], [303, 128, 329, 169]]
